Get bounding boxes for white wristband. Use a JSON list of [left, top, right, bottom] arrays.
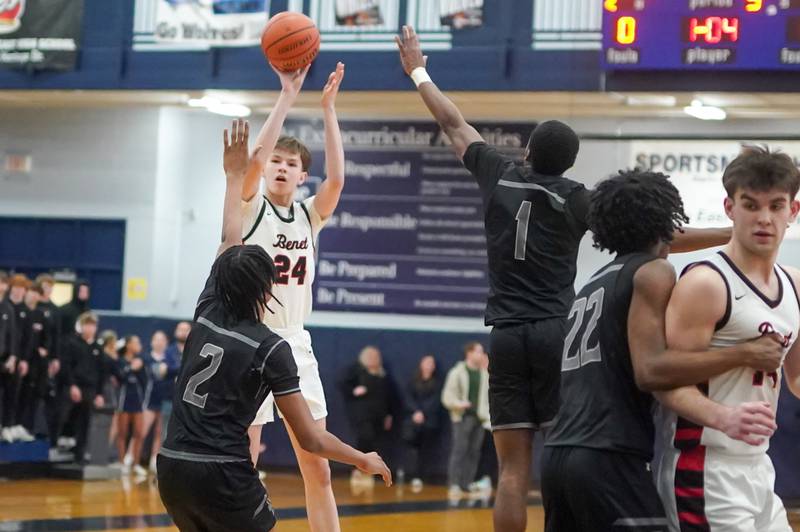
[[410, 67, 432, 87]]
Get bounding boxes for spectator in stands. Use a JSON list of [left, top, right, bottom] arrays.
[[473, 349, 495, 492], [114, 335, 148, 476], [441, 341, 490, 499], [99, 330, 120, 454], [401, 354, 442, 492], [59, 280, 90, 342], [2, 275, 32, 443], [341, 345, 394, 484], [15, 283, 52, 439], [0, 271, 18, 443], [61, 311, 105, 464], [35, 275, 60, 358], [142, 330, 169, 474], [160, 322, 187, 441]]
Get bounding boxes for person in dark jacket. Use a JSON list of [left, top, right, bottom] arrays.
[[58, 280, 90, 346], [142, 330, 170, 473], [61, 311, 105, 464], [340, 345, 394, 483], [401, 354, 442, 492], [160, 322, 188, 442], [2, 274, 32, 442], [0, 271, 18, 443], [15, 283, 53, 437]]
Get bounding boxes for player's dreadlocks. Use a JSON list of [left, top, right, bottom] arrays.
[[213, 245, 279, 324], [589, 169, 689, 256]]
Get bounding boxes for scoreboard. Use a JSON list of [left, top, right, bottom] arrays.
[[602, 0, 800, 69]]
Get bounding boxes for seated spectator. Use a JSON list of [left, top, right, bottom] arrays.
[[441, 342, 490, 499], [340, 345, 394, 484], [401, 354, 441, 492]]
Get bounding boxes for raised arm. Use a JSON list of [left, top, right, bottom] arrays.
[[651, 265, 779, 445], [670, 227, 732, 253], [628, 260, 783, 392], [219, 120, 261, 257], [395, 26, 482, 159], [241, 65, 310, 202], [314, 62, 346, 220]]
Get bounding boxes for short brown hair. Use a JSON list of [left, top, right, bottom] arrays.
[[29, 283, 44, 295], [35, 274, 54, 285], [77, 311, 99, 326], [723, 145, 800, 199], [9, 274, 30, 289], [0, 271, 8, 284], [463, 341, 482, 357], [275, 136, 312, 172]]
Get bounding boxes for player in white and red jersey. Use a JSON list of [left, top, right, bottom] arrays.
[[656, 146, 800, 532], [240, 62, 346, 532]]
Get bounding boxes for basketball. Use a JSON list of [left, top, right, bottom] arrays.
[[261, 12, 320, 72]]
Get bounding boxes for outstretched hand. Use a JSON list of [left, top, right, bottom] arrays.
[[395, 25, 428, 75], [223, 119, 261, 182], [272, 63, 311, 98], [322, 62, 345, 109]]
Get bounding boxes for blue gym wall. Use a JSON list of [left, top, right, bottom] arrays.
[[3, 0, 799, 92]]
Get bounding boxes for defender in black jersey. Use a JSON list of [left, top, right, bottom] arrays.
[[157, 120, 390, 532], [396, 26, 733, 532], [541, 170, 784, 532]]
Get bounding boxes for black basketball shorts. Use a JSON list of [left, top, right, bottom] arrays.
[[157, 454, 277, 532], [488, 317, 567, 431]]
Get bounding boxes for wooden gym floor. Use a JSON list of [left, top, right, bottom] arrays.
[[0, 473, 798, 531]]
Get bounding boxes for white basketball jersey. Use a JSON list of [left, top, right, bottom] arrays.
[[242, 194, 326, 330], [661, 251, 800, 456]]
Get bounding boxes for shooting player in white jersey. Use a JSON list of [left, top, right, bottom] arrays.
[[656, 146, 800, 532], [240, 62, 346, 532]]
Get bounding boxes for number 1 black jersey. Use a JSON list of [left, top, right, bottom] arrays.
[[463, 142, 590, 326], [163, 260, 301, 461], [546, 253, 659, 460]]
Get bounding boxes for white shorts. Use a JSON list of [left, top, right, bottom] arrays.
[[252, 329, 327, 425], [658, 449, 791, 532]]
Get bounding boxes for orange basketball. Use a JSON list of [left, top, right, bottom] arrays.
[[261, 12, 320, 72]]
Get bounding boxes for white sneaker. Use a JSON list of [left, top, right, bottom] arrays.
[[133, 464, 148, 477], [14, 426, 34, 442], [121, 463, 131, 476], [149, 459, 157, 475], [1, 427, 13, 443], [468, 475, 492, 492], [448, 485, 465, 499], [123, 453, 133, 467], [410, 478, 423, 493]]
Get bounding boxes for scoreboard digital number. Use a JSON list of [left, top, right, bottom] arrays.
[[603, 0, 800, 70]]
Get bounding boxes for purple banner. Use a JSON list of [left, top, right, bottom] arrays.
[[284, 119, 530, 317]]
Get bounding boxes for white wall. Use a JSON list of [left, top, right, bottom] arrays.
[[3, 107, 800, 326], [0, 107, 160, 314]]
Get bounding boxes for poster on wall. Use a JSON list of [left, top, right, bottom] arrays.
[[439, 0, 483, 30], [134, 0, 458, 51], [631, 140, 800, 239], [335, 0, 383, 27], [283, 119, 532, 317], [134, 0, 269, 50], [0, 0, 84, 70]]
